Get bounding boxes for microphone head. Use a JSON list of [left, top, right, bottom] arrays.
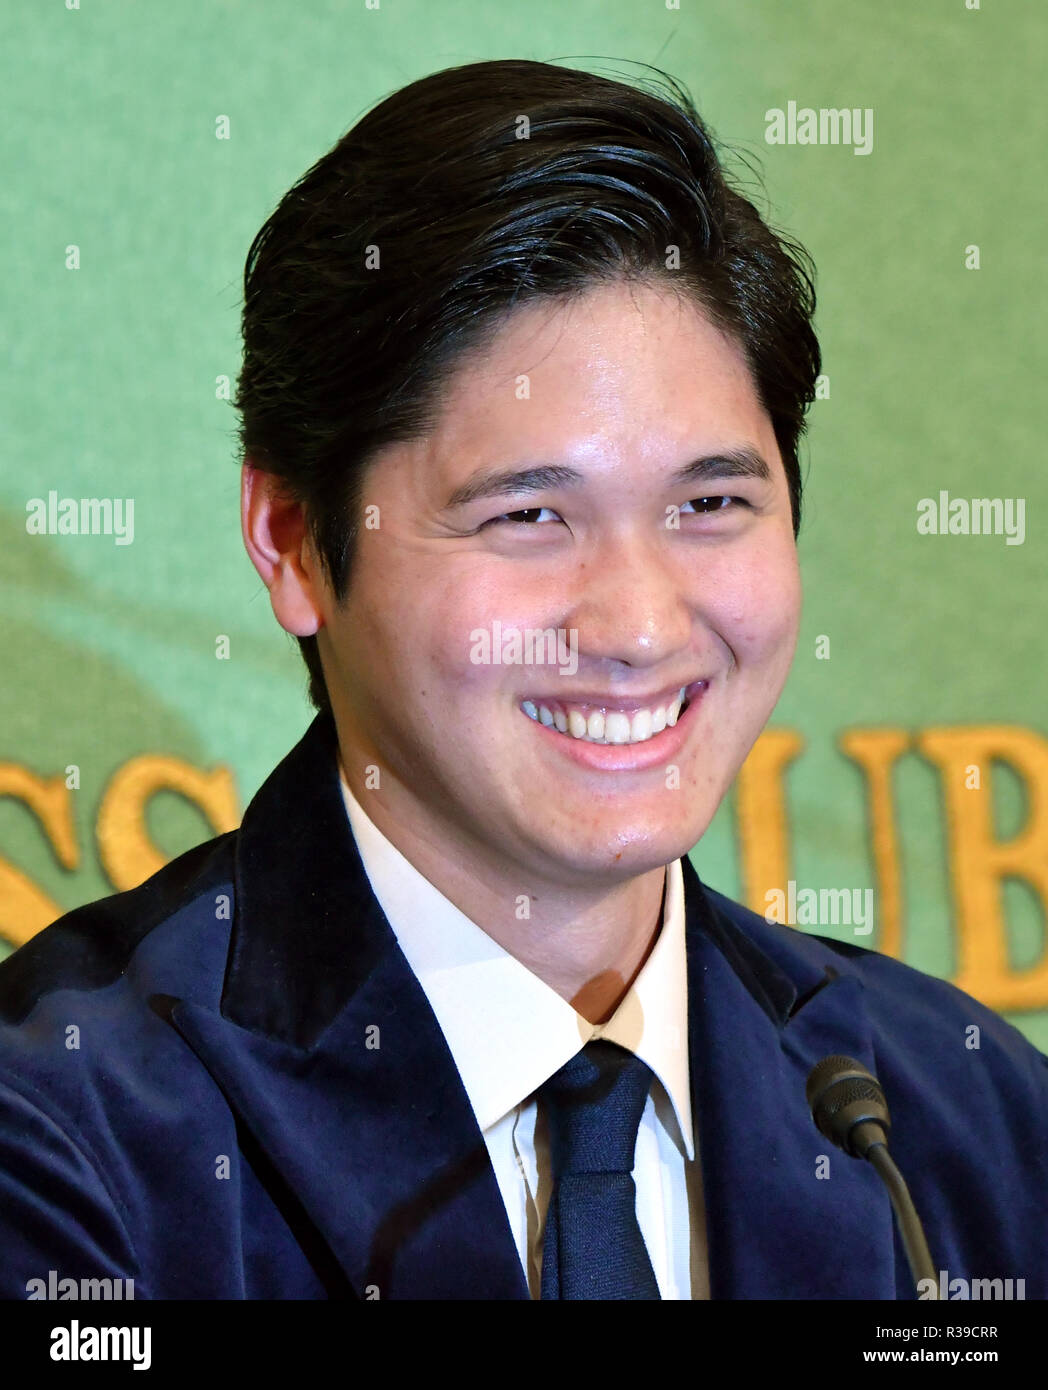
[[806, 1054, 891, 1158]]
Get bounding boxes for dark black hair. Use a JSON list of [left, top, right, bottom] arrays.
[[234, 59, 820, 712]]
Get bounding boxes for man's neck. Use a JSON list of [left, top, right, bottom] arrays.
[[340, 757, 669, 1026]]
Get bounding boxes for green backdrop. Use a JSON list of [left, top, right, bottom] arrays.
[[3, 0, 1046, 1050]]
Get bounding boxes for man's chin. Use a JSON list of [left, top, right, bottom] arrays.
[[526, 817, 715, 888]]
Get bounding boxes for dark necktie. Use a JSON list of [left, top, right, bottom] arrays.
[[539, 1039, 661, 1299]]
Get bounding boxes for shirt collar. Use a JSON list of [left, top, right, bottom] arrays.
[[339, 771, 694, 1160]]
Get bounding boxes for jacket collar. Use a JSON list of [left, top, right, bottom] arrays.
[[164, 713, 898, 1299], [219, 710, 395, 1047], [680, 858, 898, 1297]]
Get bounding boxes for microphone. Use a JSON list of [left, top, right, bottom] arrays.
[[806, 1055, 938, 1295]]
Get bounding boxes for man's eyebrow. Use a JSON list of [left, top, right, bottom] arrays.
[[444, 448, 772, 509]]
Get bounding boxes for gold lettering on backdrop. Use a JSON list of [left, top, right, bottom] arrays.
[[97, 756, 238, 892], [736, 730, 806, 919], [0, 766, 78, 947], [838, 730, 910, 959], [917, 727, 1048, 1011]]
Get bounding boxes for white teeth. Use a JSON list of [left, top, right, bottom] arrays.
[[604, 712, 631, 744], [522, 685, 694, 746], [630, 709, 653, 742]]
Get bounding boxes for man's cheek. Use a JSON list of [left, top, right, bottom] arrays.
[[713, 607, 795, 664], [737, 570, 801, 655], [412, 637, 497, 713]]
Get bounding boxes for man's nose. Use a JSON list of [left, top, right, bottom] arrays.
[[562, 532, 695, 671]]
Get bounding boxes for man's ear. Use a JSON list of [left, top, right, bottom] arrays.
[[241, 463, 325, 637]]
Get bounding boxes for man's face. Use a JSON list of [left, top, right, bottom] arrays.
[[318, 278, 801, 889]]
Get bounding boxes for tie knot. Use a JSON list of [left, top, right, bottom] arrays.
[[539, 1040, 654, 1176]]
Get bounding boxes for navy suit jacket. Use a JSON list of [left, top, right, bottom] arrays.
[[1, 712, 1046, 1300]]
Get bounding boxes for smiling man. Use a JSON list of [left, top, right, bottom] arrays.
[[244, 279, 799, 1033], [0, 59, 1045, 1303]]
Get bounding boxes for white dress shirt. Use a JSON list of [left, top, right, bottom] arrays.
[[339, 770, 709, 1299]]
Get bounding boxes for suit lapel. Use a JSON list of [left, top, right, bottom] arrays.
[[682, 858, 900, 1298], [168, 952, 529, 1300], [160, 714, 528, 1300]]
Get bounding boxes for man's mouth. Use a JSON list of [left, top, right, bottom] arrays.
[[519, 681, 707, 747]]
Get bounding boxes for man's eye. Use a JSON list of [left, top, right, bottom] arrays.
[[680, 496, 744, 514], [484, 507, 561, 527]]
